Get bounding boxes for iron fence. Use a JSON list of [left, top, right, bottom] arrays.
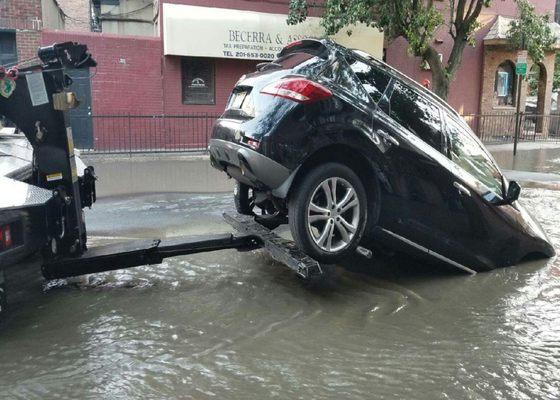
[[74, 112, 560, 153], [462, 112, 560, 144], [76, 114, 220, 153]]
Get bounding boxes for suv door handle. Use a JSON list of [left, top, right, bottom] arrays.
[[453, 181, 471, 197], [375, 129, 399, 146]]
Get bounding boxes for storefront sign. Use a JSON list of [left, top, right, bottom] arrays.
[[163, 4, 384, 61]]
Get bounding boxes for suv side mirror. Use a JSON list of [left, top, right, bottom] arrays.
[[505, 181, 521, 204]]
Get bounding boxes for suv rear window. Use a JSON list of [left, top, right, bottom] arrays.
[[272, 52, 315, 69], [320, 59, 371, 105], [389, 81, 443, 152], [346, 57, 391, 103]]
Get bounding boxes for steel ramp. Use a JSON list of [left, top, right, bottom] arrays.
[[223, 213, 324, 279]]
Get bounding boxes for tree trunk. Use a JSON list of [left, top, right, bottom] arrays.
[[432, 71, 450, 101], [423, 46, 450, 101]]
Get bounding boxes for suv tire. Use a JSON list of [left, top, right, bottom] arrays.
[[233, 181, 254, 215], [289, 162, 367, 263]]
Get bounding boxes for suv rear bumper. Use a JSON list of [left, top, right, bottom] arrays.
[[208, 139, 291, 190]]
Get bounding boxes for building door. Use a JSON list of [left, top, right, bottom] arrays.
[[67, 68, 94, 149]]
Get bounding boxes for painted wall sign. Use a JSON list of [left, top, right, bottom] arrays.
[[163, 4, 384, 61]]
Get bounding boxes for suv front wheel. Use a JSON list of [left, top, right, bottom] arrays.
[[288, 162, 367, 263]]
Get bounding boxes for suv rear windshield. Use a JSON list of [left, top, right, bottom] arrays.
[[266, 50, 329, 77], [272, 52, 316, 69]]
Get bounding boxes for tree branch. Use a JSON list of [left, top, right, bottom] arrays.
[[456, 0, 466, 25], [465, 0, 477, 21], [446, 31, 469, 77], [464, 0, 484, 27], [423, 45, 445, 77], [449, 0, 457, 38]]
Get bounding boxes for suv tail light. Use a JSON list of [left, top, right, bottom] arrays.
[[0, 224, 12, 250], [260, 78, 332, 104]]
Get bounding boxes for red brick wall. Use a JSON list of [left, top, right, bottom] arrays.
[[0, 0, 42, 63], [486, 0, 556, 16], [42, 31, 166, 150], [16, 30, 41, 61], [42, 30, 163, 115], [0, 0, 42, 30]]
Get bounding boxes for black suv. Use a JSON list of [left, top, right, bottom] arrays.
[[209, 39, 554, 271]]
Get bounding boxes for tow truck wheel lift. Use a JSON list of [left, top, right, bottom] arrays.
[[0, 43, 326, 314]]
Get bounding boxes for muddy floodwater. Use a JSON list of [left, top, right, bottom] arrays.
[[1, 151, 560, 399]]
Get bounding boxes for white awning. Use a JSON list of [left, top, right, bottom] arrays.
[[162, 3, 384, 60]]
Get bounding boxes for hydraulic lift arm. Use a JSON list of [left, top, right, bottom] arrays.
[[0, 42, 97, 259]]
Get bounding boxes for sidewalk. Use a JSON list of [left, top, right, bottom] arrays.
[[82, 152, 231, 198], [487, 142, 560, 189], [81, 141, 560, 198], [487, 142, 560, 173]]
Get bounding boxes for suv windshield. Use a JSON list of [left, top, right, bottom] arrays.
[[445, 115, 504, 198]]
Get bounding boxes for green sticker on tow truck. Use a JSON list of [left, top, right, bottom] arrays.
[[0, 78, 15, 98]]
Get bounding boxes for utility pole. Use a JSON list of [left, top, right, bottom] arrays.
[[513, 36, 527, 156]]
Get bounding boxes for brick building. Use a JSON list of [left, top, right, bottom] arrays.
[[0, 0, 64, 65]]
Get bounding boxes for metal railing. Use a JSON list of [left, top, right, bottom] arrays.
[[462, 113, 560, 144], [72, 112, 560, 153], [75, 113, 220, 153]]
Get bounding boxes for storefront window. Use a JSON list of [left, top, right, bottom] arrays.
[[494, 61, 515, 107], [181, 57, 215, 105]]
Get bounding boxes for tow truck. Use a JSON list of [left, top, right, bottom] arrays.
[[0, 43, 328, 315]]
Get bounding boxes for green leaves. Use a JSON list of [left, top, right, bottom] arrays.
[[289, 0, 378, 36], [507, 0, 556, 64], [287, 0, 309, 26]]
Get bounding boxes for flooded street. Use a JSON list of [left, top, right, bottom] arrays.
[[1, 150, 559, 399]]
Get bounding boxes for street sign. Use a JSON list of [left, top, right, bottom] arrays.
[[516, 50, 528, 76]]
